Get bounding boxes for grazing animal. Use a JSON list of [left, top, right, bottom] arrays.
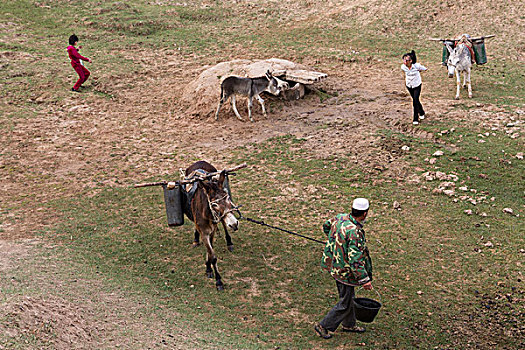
[[184, 161, 239, 290], [445, 40, 473, 99], [215, 70, 281, 122]]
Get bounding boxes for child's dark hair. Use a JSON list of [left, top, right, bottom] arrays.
[[69, 34, 79, 46], [402, 50, 417, 64]]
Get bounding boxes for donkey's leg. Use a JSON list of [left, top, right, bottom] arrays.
[[247, 96, 254, 122], [467, 69, 473, 98], [455, 70, 461, 100], [205, 232, 223, 290], [221, 221, 234, 252], [255, 94, 267, 117], [203, 234, 214, 279], [230, 95, 244, 121], [215, 98, 225, 120], [192, 229, 201, 248]]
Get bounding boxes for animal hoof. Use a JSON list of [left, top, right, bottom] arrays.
[[455, 97, 460, 100], [227, 245, 234, 252], [192, 242, 201, 248], [468, 95, 473, 98], [206, 272, 213, 279], [216, 284, 224, 291]]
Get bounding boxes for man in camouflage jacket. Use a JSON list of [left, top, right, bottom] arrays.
[[314, 198, 373, 339]]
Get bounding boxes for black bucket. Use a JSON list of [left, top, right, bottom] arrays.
[[354, 297, 382, 323], [162, 183, 184, 227]]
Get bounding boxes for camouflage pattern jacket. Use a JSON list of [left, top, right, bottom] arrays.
[[320, 214, 372, 286]]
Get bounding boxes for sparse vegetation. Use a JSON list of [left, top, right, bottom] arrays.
[[1, 0, 523, 349]]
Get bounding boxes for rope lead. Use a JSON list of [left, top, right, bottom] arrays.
[[243, 216, 325, 245]]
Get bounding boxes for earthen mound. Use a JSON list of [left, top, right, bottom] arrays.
[[182, 58, 306, 117]]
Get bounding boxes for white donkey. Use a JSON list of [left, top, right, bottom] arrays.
[[445, 40, 473, 99]]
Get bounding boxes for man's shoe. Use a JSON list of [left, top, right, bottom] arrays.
[[314, 323, 332, 339], [420, 115, 425, 120], [342, 325, 366, 333], [71, 88, 80, 92], [412, 121, 419, 125]]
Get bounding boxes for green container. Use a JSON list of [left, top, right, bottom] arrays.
[[472, 39, 487, 65], [441, 40, 455, 65]]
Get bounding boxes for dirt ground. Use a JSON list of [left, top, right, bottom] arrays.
[[2, 48, 519, 347], [1, 1, 523, 344]]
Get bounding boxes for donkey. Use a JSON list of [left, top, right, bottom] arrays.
[[445, 41, 473, 99], [215, 70, 281, 122], [184, 161, 239, 290], [185, 160, 236, 252]]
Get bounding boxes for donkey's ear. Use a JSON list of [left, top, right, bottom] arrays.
[[217, 170, 226, 188], [198, 180, 210, 193], [445, 43, 453, 53], [265, 70, 272, 80]]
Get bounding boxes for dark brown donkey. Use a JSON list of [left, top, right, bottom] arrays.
[[184, 161, 239, 290]]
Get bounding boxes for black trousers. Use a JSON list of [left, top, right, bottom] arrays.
[[407, 84, 425, 122], [319, 280, 356, 332]]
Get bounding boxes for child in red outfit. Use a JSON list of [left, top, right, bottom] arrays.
[[67, 34, 91, 92]]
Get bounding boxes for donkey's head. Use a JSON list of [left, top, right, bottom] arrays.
[[445, 43, 460, 78], [446, 43, 471, 78], [264, 70, 281, 96], [200, 171, 239, 231]]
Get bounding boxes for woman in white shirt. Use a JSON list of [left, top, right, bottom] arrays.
[[401, 51, 427, 125]]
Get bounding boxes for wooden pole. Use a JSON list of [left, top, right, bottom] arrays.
[[134, 163, 248, 188]]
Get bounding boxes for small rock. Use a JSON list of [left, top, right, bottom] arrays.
[[432, 188, 443, 194], [432, 150, 444, 157], [401, 145, 410, 151], [503, 208, 514, 215], [443, 189, 455, 196], [483, 241, 494, 248], [417, 291, 423, 295], [436, 171, 448, 180], [464, 210, 473, 215], [459, 186, 468, 191], [480, 212, 488, 217], [516, 152, 524, 160], [393, 201, 401, 209], [478, 139, 486, 143], [429, 158, 437, 164], [440, 181, 455, 188]]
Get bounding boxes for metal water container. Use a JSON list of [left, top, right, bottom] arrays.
[[472, 39, 487, 65], [162, 183, 184, 226]]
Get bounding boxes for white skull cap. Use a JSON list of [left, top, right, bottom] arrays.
[[352, 198, 369, 211]]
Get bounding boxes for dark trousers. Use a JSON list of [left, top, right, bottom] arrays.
[[72, 63, 90, 90], [407, 84, 425, 122], [319, 280, 356, 332]]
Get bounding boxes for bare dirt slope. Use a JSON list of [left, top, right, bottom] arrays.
[[1, 1, 523, 349]]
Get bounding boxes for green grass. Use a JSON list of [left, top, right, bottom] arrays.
[[36, 127, 523, 349], [1, 1, 523, 348]]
